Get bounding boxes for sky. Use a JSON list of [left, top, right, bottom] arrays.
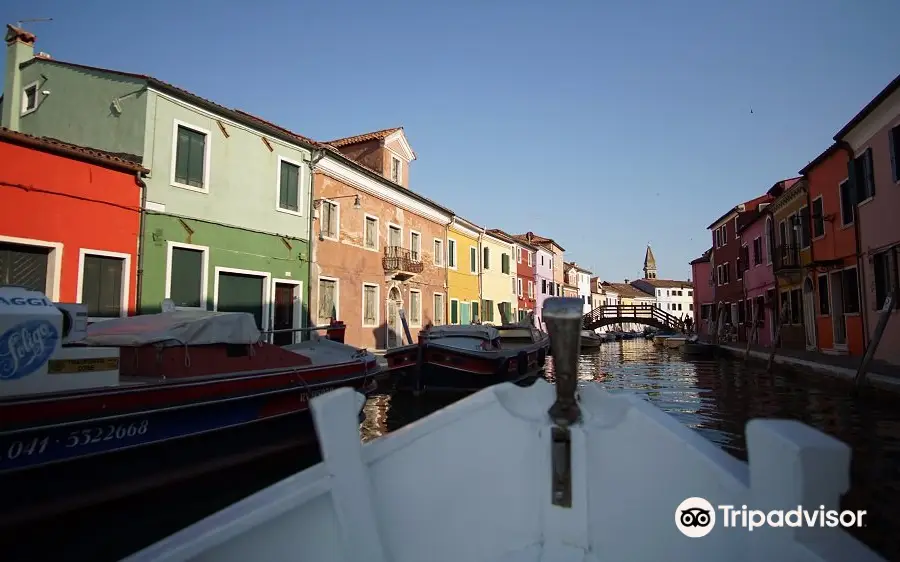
[[3, 0, 899, 282]]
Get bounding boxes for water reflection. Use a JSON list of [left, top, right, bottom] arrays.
[[364, 339, 900, 559]]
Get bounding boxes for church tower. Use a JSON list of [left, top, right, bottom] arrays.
[[643, 244, 657, 279]]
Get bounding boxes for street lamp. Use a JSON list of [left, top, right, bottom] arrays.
[[313, 194, 361, 210]]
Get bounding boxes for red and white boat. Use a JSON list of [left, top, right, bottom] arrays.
[[0, 286, 383, 530]]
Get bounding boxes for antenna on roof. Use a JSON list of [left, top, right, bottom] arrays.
[[14, 17, 53, 28]]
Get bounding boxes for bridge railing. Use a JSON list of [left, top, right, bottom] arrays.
[[582, 304, 684, 331]]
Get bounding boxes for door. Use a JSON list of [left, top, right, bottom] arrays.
[[387, 287, 402, 348], [388, 226, 401, 249], [217, 273, 265, 329], [830, 271, 847, 347], [273, 283, 297, 346], [460, 302, 471, 325], [803, 277, 817, 350], [0, 242, 49, 292]]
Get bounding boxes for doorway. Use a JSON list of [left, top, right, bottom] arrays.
[[216, 270, 266, 329], [387, 287, 402, 348], [803, 277, 817, 350], [830, 270, 847, 348], [460, 302, 471, 325], [273, 281, 300, 346]]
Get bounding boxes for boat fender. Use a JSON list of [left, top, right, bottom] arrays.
[[516, 351, 528, 375]]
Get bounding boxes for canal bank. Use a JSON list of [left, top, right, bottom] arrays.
[[718, 343, 900, 394]]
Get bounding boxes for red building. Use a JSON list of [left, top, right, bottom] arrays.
[[513, 236, 538, 320], [800, 143, 864, 356], [0, 128, 147, 319]]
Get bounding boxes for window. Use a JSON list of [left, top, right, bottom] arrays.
[[891, 125, 900, 183], [450, 299, 459, 324], [736, 247, 745, 280], [517, 277, 523, 297], [362, 283, 379, 327], [318, 278, 338, 322], [21, 81, 38, 114], [752, 237, 762, 265], [434, 239, 443, 266], [391, 157, 402, 183], [81, 253, 126, 318], [483, 247, 491, 270], [818, 273, 830, 315], [688, 290, 692, 296], [433, 293, 445, 325], [410, 232, 421, 261], [541, 279, 547, 293], [471, 301, 480, 322], [501, 253, 510, 274], [409, 289, 422, 326], [540, 255, 544, 266], [839, 180, 854, 227], [167, 244, 207, 308], [811, 197, 825, 239], [517, 249, 522, 263], [277, 158, 301, 213], [528, 280, 534, 299], [320, 201, 338, 239], [448, 239, 457, 268], [722, 262, 730, 284], [512, 276, 517, 294], [482, 299, 495, 322], [173, 122, 208, 190], [799, 205, 810, 249], [852, 148, 875, 202], [842, 268, 860, 314], [387, 225, 401, 248], [873, 249, 899, 310], [469, 246, 477, 274], [364, 216, 378, 250], [527, 251, 533, 267]]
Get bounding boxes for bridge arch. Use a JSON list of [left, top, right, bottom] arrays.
[[583, 304, 684, 332]]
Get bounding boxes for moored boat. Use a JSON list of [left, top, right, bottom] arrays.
[[580, 330, 604, 349], [0, 286, 382, 528], [124, 297, 885, 562], [664, 335, 688, 349], [384, 322, 550, 393]]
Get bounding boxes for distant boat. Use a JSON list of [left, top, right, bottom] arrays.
[[580, 330, 604, 349]]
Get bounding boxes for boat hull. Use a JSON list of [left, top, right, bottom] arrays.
[[384, 341, 549, 393], [0, 365, 384, 528]]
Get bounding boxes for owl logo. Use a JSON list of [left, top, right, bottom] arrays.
[[675, 497, 716, 538]]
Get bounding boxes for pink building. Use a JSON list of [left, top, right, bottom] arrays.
[[833, 73, 900, 366], [689, 249, 713, 337], [737, 208, 776, 347]]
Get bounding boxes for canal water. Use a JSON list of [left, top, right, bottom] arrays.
[[9, 339, 900, 561]]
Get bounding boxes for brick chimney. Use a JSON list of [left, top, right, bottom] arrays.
[[2, 24, 36, 130]]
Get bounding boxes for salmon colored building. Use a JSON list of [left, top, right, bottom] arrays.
[[0, 128, 146, 318], [799, 143, 864, 356]]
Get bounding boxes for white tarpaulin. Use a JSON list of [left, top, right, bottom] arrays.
[[426, 325, 500, 341], [83, 310, 261, 347]]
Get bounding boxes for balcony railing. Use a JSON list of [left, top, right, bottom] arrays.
[[383, 246, 424, 277], [773, 244, 801, 272]]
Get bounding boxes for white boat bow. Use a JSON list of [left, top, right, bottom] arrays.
[[123, 298, 885, 562]]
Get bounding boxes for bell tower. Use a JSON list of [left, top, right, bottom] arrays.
[[643, 244, 657, 279]]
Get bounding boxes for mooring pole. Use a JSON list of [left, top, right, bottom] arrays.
[[854, 292, 894, 391]]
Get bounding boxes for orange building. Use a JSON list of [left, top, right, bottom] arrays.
[[0, 128, 147, 319], [800, 143, 865, 356]]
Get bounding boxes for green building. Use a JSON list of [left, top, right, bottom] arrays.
[[2, 25, 316, 341]]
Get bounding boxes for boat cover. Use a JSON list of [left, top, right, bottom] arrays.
[[425, 325, 500, 341], [82, 310, 261, 347]]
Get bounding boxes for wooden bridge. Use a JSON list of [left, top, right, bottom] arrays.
[[582, 304, 685, 332]]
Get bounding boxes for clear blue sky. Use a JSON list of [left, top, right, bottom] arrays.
[[4, 0, 899, 281]]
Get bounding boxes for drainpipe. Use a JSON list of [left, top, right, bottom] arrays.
[[804, 179, 820, 351], [444, 221, 450, 323], [836, 141, 869, 346], [305, 148, 325, 339], [134, 172, 148, 315]]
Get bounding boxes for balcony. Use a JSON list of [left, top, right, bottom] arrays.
[[772, 244, 801, 274], [383, 246, 424, 280]]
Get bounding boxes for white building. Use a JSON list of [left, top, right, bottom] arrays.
[[565, 262, 593, 314]]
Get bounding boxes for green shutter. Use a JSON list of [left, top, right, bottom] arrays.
[[279, 161, 299, 211], [171, 248, 204, 307], [846, 157, 858, 208], [472, 301, 479, 320], [502, 253, 509, 274], [174, 127, 191, 185], [451, 300, 459, 324], [81, 255, 123, 317], [187, 129, 206, 187]]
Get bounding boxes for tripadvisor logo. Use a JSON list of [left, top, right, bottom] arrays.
[[675, 497, 866, 538]]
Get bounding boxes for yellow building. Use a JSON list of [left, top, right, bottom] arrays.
[[446, 217, 483, 325], [481, 230, 517, 324], [769, 177, 814, 350]]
